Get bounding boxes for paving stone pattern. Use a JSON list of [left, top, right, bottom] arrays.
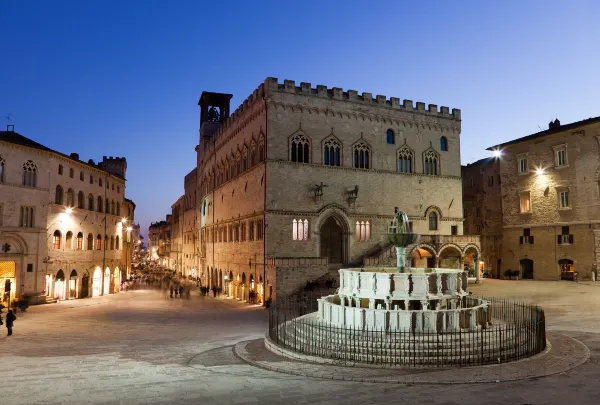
[[1, 281, 600, 404]]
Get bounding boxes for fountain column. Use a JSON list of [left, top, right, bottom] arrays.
[[396, 246, 406, 269]]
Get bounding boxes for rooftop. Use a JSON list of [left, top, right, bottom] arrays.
[[487, 115, 600, 151], [0, 129, 126, 180]]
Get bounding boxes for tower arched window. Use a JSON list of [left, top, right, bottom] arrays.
[[87, 233, 93, 250], [440, 136, 448, 151], [65, 231, 73, 249], [429, 212, 438, 231], [97, 196, 103, 213], [66, 188, 74, 206], [290, 133, 310, 163], [353, 141, 371, 169], [424, 150, 439, 175], [96, 234, 102, 250], [0, 155, 5, 182], [397, 147, 414, 173], [77, 191, 85, 209], [88, 194, 94, 211], [55, 185, 64, 205], [386, 129, 395, 145], [323, 138, 341, 166], [22, 160, 37, 187]]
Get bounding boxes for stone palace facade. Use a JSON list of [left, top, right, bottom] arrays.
[[194, 78, 481, 302], [0, 126, 132, 305]]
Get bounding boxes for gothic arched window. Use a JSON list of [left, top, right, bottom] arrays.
[[242, 147, 248, 172], [290, 133, 310, 163], [97, 196, 103, 213], [53, 230, 62, 249], [22, 160, 37, 187], [96, 234, 102, 250], [353, 141, 371, 169], [76, 232, 84, 250], [65, 231, 73, 249], [258, 140, 265, 162], [440, 136, 448, 151], [386, 129, 395, 145], [323, 138, 341, 166], [429, 212, 438, 231], [87, 233, 93, 250], [424, 150, 439, 175], [397, 147, 414, 173], [355, 221, 371, 241], [88, 194, 94, 211]]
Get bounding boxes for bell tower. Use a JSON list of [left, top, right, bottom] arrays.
[[198, 92, 233, 141]]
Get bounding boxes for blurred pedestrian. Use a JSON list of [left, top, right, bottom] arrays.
[[169, 286, 174, 298], [6, 309, 16, 336], [179, 286, 184, 298]]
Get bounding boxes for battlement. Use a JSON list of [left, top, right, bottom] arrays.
[[263, 77, 461, 120], [98, 155, 128, 179], [209, 77, 460, 145]]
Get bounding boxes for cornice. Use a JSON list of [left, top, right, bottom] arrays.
[[267, 100, 460, 134], [267, 159, 462, 180]]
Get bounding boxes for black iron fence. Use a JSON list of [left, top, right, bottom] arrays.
[[268, 294, 546, 367]]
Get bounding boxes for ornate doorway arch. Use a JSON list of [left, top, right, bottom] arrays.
[[317, 208, 350, 265]]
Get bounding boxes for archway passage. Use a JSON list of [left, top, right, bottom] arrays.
[[92, 268, 102, 297], [103, 268, 110, 295], [438, 246, 462, 269], [0, 261, 16, 307], [559, 258, 574, 280], [320, 217, 344, 264], [69, 270, 78, 299], [520, 259, 534, 280], [55, 270, 65, 300], [81, 270, 90, 298]]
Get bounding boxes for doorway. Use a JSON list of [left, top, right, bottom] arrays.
[[81, 270, 90, 298], [320, 216, 344, 264], [520, 259, 534, 280], [0, 261, 16, 307], [69, 270, 78, 299], [559, 259, 574, 280], [92, 268, 102, 297]]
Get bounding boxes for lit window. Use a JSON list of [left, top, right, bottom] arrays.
[[518, 157, 528, 173], [96, 234, 102, 250], [559, 191, 570, 208], [355, 221, 371, 241], [292, 219, 308, 240], [53, 230, 61, 249], [520, 193, 531, 213], [397, 147, 413, 173], [76, 232, 84, 250]]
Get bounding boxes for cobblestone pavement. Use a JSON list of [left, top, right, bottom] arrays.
[[1, 281, 600, 405]]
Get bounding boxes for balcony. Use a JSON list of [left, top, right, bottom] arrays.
[[418, 234, 480, 246]]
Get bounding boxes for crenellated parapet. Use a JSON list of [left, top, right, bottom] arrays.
[[207, 77, 461, 146], [263, 77, 461, 121]]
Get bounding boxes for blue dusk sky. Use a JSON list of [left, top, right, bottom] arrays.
[[2, 1, 599, 238]]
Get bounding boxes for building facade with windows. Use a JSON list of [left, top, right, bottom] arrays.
[[169, 196, 184, 273], [0, 127, 127, 305], [196, 78, 480, 302], [148, 217, 170, 265], [183, 168, 198, 278], [489, 117, 600, 280], [462, 157, 503, 278], [121, 198, 137, 281]]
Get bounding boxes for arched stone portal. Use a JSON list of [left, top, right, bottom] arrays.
[[103, 268, 110, 295], [520, 259, 534, 280], [92, 267, 102, 297], [320, 217, 344, 264], [438, 245, 462, 269], [81, 270, 90, 298]]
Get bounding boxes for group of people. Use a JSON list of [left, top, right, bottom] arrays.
[[169, 285, 191, 299]]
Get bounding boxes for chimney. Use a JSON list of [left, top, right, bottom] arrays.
[[70, 153, 80, 160], [6, 124, 14, 132]]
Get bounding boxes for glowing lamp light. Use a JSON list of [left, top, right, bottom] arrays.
[[224, 275, 228, 280], [493, 150, 502, 158], [536, 168, 545, 176], [65, 208, 73, 215], [126, 226, 133, 232], [121, 217, 127, 224]]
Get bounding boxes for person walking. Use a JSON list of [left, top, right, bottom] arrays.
[[6, 309, 16, 336], [179, 286, 184, 298]]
